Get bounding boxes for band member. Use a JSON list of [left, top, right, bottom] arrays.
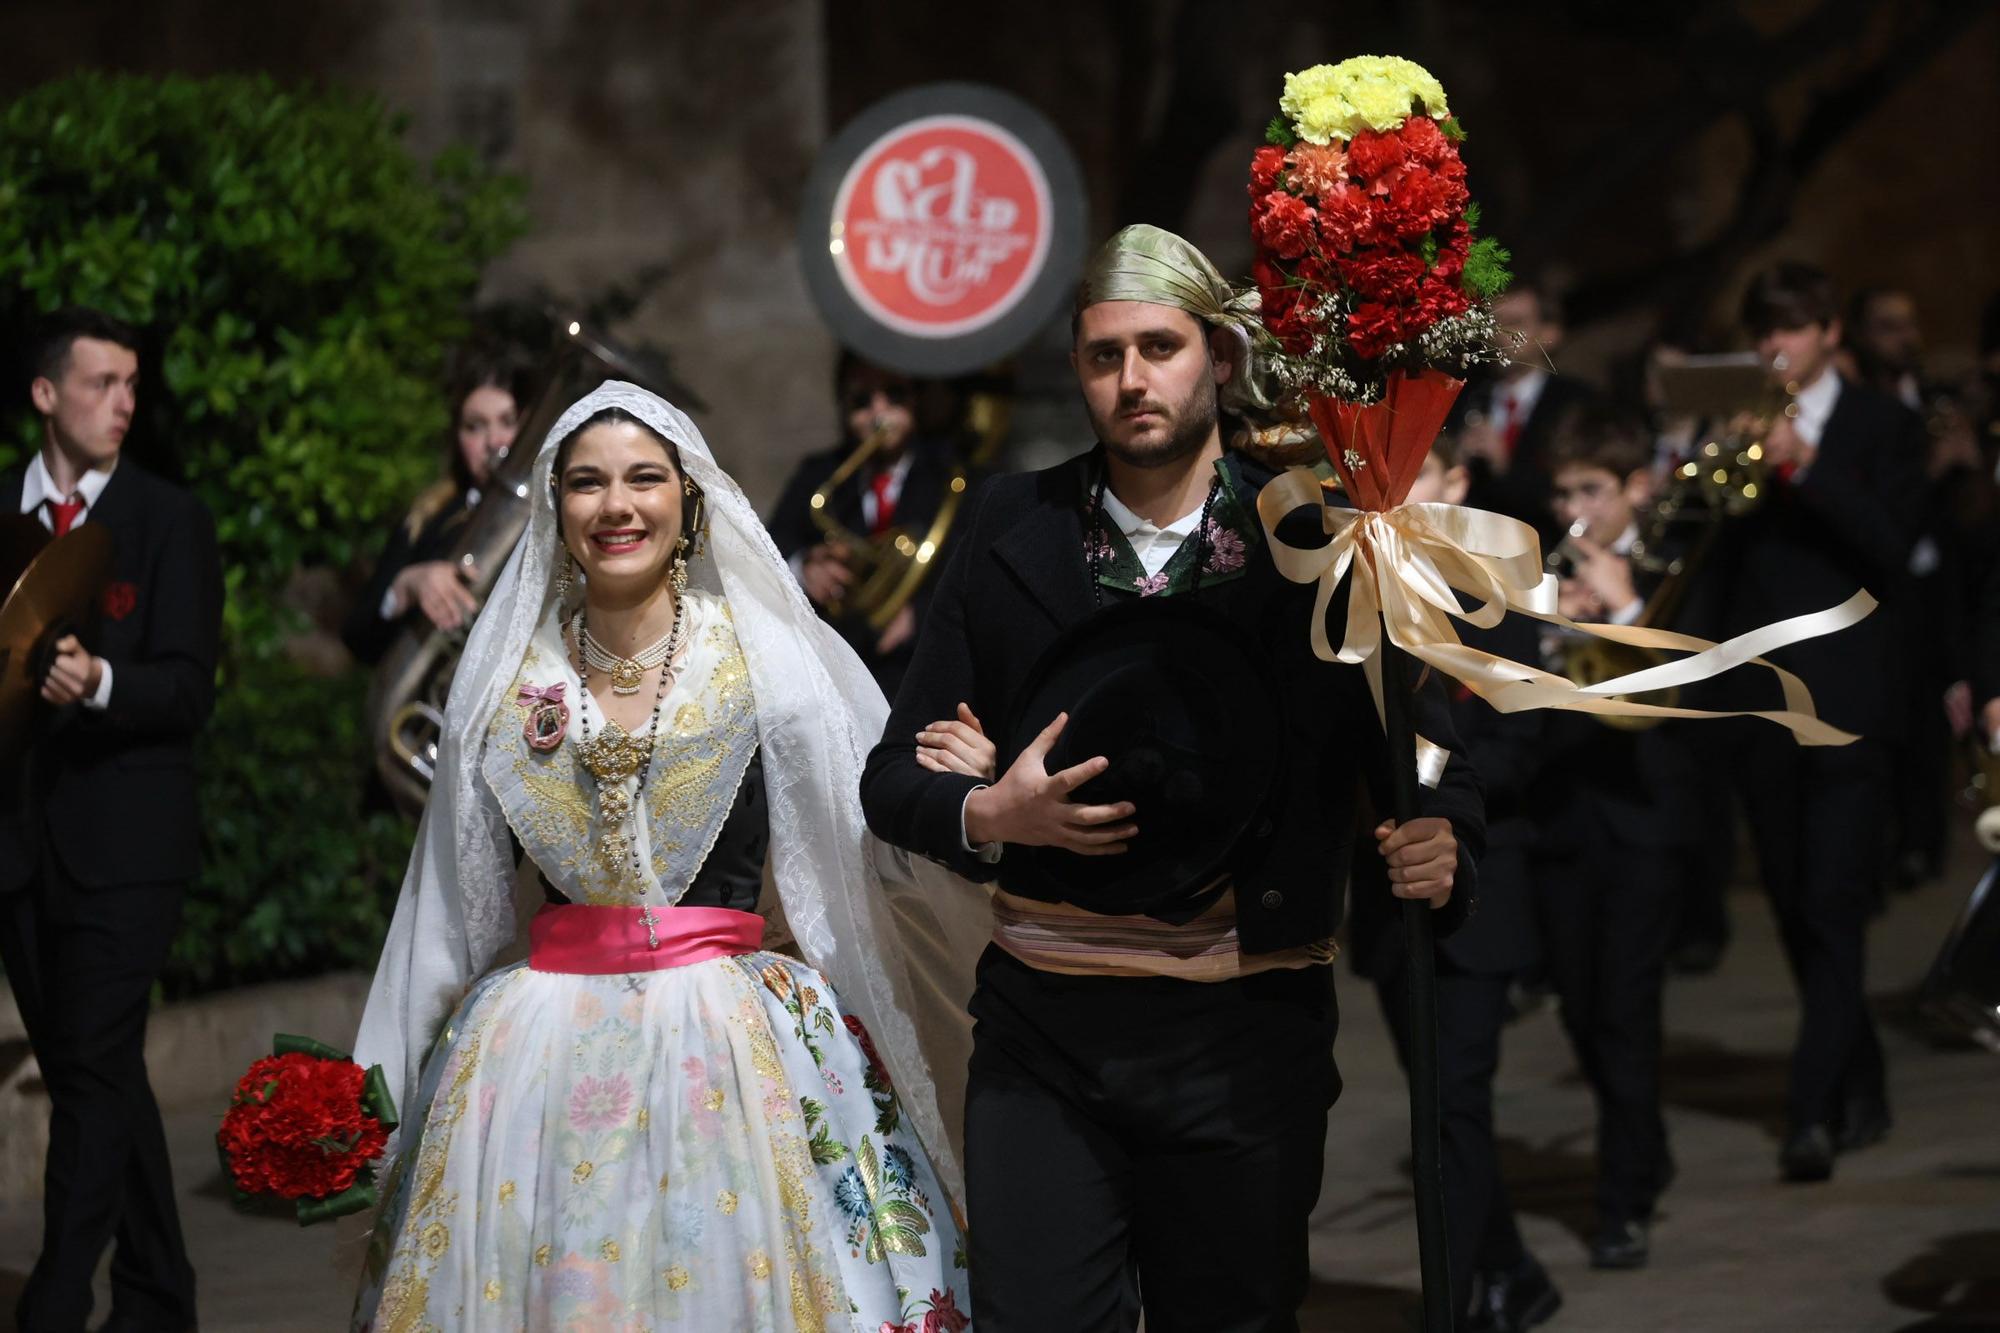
[[767, 352, 973, 697], [1533, 408, 1699, 1267], [342, 344, 532, 665], [1, 307, 222, 1333], [1716, 262, 1925, 1182], [860, 225, 1483, 1330], [1453, 279, 1599, 545], [1350, 441, 1560, 1329]]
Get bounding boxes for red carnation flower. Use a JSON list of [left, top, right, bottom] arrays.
[[1313, 183, 1378, 254], [1248, 144, 1287, 196], [1345, 130, 1407, 184], [1251, 190, 1317, 261], [1399, 115, 1450, 166], [218, 1052, 387, 1202], [1345, 300, 1408, 360], [1340, 248, 1427, 303]]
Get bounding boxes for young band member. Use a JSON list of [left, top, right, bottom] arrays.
[[861, 225, 1483, 1331], [767, 351, 973, 696], [1350, 441, 1561, 1330], [1, 307, 222, 1333], [1453, 279, 1599, 546], [1534, 409, 1699, 1267], [1716, 262, 1925, 1182]]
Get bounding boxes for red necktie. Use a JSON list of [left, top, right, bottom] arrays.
[[46, 493, 84, 536], [1500, 394, 1523, 459], [868, 470, 897, 536]]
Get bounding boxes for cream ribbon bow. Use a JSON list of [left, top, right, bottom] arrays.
[[1256, 467, 1871, 747]]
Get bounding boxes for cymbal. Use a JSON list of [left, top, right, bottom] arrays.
[[0, 516, 114, 756]]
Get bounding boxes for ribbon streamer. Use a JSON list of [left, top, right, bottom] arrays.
[[1256, 467, 1870, 746]]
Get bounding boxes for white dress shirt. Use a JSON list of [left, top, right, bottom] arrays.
[[1493, 367, 1550, 439], [20, 449, 116, 708], [1098, 483, 1205, 578], [1789, 367, 1842, 450]]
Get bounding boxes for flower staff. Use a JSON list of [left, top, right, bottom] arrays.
[[1247, 55, 1870, 1332]]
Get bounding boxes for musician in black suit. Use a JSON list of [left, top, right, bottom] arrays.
[[1714, 263, 1926, 1183], [1, 307, 221, 1333], [767, 351, 971, 697], [1454, 281, 1600, 546], [342, 345, 532, 665], [1349, 440, 1560, 1333], [1531, 409, 1701, 1268], [860, 226, 1483, 1331]]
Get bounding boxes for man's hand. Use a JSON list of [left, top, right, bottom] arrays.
[[1567, 532, 1640, 619], [1981, 694, 2000, 751], [1375, 816, 1457, 909], [1944, 679, 1973, 739], [917, 703, 996, 780], [963, 712, 1135, 855], [1760, 413, 1813, 475], [800, 542, 854, 608], [41, 634, 104, 706], [392, 559, 480, 632]]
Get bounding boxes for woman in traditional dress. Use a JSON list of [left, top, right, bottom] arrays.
[[350, 382, 981, 1331]]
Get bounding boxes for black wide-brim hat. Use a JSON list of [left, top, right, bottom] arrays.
[[998, 596, 1278, 917]]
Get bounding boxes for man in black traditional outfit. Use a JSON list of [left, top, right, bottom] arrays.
[[861, 226, 1485, 1332]]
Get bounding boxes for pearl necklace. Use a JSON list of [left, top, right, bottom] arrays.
[[579, 602, 691, 695]]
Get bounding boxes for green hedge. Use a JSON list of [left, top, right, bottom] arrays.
[[0, 73, 527, 995]]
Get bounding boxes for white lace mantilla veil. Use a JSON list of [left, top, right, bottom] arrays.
[[352, 381, 991, 1204]]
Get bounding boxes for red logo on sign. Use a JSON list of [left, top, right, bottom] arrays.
[[830, 115, 1052, 339]]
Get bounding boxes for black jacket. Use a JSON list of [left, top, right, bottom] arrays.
[[2, 461, 223, 889], [767, 433, 968, 697], [1458, 371, 1599, 547], [1702, 377, 1925, 740], [859, 448, 1485, 956]]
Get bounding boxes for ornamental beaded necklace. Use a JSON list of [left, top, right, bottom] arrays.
[[581, 611, 689, 695], [570, 595, 687, 946]]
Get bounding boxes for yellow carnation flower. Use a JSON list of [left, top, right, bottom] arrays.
[[1280, 55, 1450, 145]]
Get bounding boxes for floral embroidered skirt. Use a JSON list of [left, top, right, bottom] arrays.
[[351, 952, 970, 1332]]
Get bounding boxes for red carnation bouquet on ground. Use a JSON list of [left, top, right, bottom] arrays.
[[216, 1034, 398, 1225], [1247, 55, 1509, 507]]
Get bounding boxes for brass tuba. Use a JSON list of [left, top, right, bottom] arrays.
[[804, 382, 1005, 632], [364, 320, 679, 817]]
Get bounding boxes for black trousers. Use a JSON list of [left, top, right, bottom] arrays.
[[1735, 733, 1891, 1128], [0, 862, 195, 1333], [1372, 960, 1526, 1317], [1535, 827, 1680, 1225], [963, 945, 1340, 1333]]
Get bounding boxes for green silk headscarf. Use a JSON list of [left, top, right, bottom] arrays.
[[1074, 224, 1279, 414]]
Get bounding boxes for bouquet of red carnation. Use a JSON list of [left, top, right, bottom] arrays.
[[1248, 56, 1510, 508], [216, 1034, 398, 1226]]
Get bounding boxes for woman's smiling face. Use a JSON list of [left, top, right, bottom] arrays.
[[558, 418, 684, 595]]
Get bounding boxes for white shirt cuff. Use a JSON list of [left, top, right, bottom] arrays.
[[379, 585, 402, 620], [83, 659, 113, 710], [960, 785, 1003, 864], [1609, 597, 1646, 627]]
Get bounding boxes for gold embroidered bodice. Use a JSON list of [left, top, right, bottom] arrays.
[[482, 591, 761, 905]]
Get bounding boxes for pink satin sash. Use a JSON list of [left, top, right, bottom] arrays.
[[528, 903, 765, 976]]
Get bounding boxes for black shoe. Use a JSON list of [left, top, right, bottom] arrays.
[[1589, 1216, 1650, 1269], [1779, 1123, 1836, 1182], [1468, 1254, 1563, 1332], [1836, 1095, 1892, 1152]]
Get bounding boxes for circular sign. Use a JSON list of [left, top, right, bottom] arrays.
[[801, 84, 1086, 376]]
